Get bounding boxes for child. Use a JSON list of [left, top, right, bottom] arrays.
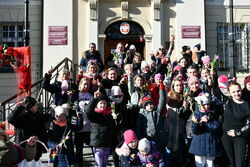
[[136, 81, 167, 152], [47, 105, 83, 167], [137, 138, 165, 167], [81, 60, 102, 93], [128, 74, 150, 109], [115, 129, 141, 167], [148, 73, 163, 105], [132, 53, 143, 75], [86, 91, 116, 167], [189, 93, 221, 167], [74, 78, 93, 166], [140, 60, 152, 81]]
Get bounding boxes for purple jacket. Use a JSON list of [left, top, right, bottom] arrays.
[[137, 142, 164, 167]]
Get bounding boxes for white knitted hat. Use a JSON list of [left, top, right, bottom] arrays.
[[195, 93, 211, 105], [55, 105, 68, 116], [138, 138, 151, 154]]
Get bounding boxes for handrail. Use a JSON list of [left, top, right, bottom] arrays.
[[0, 57, 77, 106], [0, 57, 79, 121]]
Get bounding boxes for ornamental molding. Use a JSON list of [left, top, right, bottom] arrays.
[[89, 0, 97, 20], [153, 0, 161, 20], [121, 1, 128, 19]]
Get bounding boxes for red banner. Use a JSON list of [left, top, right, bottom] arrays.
[[181, 26, 201, 39]]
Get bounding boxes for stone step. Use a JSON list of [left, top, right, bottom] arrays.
[[41, 145, 114, 166]]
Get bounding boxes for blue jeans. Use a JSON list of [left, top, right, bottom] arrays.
[[93, 147, 111, 167]]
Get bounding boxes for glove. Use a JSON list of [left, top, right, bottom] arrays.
[[112, 113, 117, 120], [126, 102, 133, 109]]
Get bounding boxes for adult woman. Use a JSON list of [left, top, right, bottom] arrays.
[[222, 81, 250, 167], [42, 69, 78, 105], [8, 96, 51, 161], [165, 79, 191, 166]]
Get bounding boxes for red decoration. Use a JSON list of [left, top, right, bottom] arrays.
[[0, 45, 31, 96]]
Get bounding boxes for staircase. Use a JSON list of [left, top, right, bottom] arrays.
[[0, 57, 115, 166], [0, 57, 78, 128]]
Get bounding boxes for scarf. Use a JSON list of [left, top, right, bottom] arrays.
[[53, 120, 67, 127], [61, 80, 69, 95], [94, 107, 112, 115]]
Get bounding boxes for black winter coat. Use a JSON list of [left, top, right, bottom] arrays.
[[86, 98, 116, 147], [42, 73, 78, 106], [80, 50, 104, 72], [7, 104, 50, 160]]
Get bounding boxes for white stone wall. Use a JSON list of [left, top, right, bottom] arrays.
[[43, 0, 74, 74]]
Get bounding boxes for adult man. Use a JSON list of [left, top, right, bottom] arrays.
[[80, 42, 104, 72]]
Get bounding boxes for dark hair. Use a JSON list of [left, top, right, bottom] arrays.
[[134, 74, 145, 85], [228, 81, 242, 92], [89, 43, 96, 47], [179, 57, 187, 63], [187, 65, 197, 71], [24, 96, 37, 110]]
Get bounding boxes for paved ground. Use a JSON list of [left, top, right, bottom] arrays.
[[41, 145, 114, 167]]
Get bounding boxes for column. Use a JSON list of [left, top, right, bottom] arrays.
[[152, 0, 163, 50], [89, 0, 98, 47]]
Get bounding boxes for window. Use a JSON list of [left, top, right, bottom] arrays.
[[0, 23, 24, 72], [217, 23, 249, 71]]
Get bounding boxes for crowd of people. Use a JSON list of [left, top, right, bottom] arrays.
[[4, 41, 250, 167]]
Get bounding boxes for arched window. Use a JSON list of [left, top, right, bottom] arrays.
[[105, 21, 145, 40]]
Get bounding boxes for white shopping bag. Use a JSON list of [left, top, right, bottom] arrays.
[[18, 159, 49, 167]]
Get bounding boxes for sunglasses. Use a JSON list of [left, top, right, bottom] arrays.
[[113, 95, 123, 98], [174, 70, 183, 75], [159, 48, 164, 51]]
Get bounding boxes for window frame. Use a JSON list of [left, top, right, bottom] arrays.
[[0, 22, 24, 73]]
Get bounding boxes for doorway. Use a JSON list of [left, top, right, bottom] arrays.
[[104, 21, 145, 63]]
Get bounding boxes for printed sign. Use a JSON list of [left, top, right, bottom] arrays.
[[48, 26, 68, 45], [181, 26, 201, 39], [120, 22, 130, 35]]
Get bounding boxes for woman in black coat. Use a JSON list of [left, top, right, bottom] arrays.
[[7, 96, 51, 161], [222, 81, 250, 167], [42, 69, 78, 106]]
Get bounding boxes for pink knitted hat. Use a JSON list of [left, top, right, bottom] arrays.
[[188, 76, 199, 86], [154, 73, 163, 80], [244, 75, 250, 85], [202, 56, 211, 64], [123, 129, 137, 144], [173, 65, 183, 72]]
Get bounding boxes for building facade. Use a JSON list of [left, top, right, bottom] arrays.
[[0, 0, 249, 101], [0, 0, 42, 101]]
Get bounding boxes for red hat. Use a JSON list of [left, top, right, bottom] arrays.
[[140, 96, 154, 108], [173, 65, 183, 72], [244, 75, 250, 85], [218, 75, 229, 89], [123, 129, 137, 144]]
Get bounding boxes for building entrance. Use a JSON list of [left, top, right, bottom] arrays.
[[104, 21, 145, 63]]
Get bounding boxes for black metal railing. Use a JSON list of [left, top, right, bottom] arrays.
[[0, 57, 78, 122]]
